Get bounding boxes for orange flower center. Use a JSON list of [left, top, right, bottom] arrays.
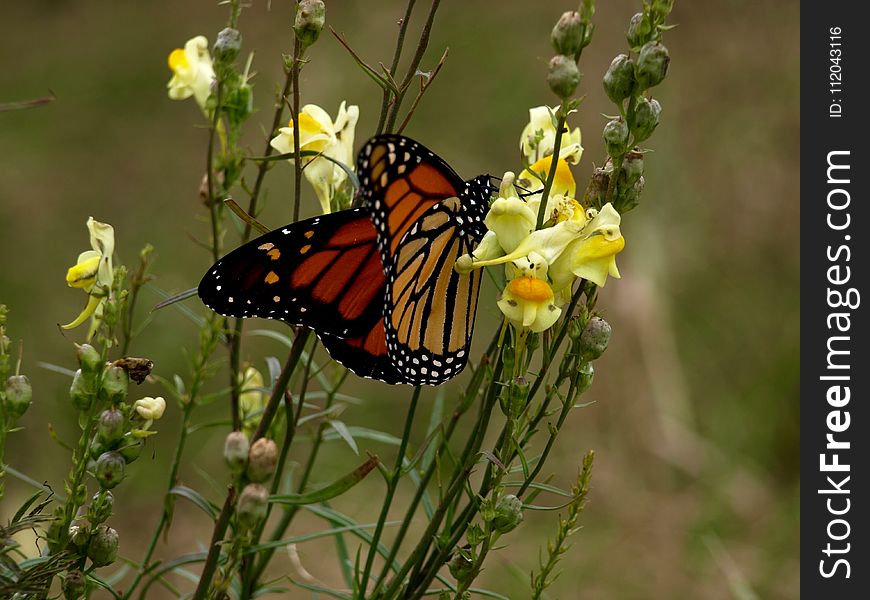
[[507, 276, 553, 303]]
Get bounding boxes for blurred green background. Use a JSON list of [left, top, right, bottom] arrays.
[[1, 0, 799, 598]]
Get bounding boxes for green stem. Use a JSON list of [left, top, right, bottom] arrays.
[[383, 0, 441, 133], [247, 369, 347, 586], [359, 386, 422, 595], [252, 329, 311, 442], [190, 485, 237, 600], [291, 39, 304, 222], [534, 105, 568, 230], [376, 0, 417, 136], [123, 402, 195, 600], [384, 358, 503, 599]]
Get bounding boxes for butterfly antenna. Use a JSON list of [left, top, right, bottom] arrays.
[[152, 287, 199, 312]]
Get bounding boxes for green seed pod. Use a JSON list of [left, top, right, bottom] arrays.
[[636, 41, 670, 90], [97, 408, 125, 445], [100, 365, 129, 404], [583, 167, 610, 209], [630, 97, 661, 143], [603, 119, 629, 158], [213, 27, 242, 62], [76, 343, 102, 375], [547, 54, 581, 100], [238, 483, 269, 529], [224, 431, 250, 475], [492, 494, 524, 534], [551, 11, 584, 57], [118, 433, 143, 464], [246, 438, 278, 482], [579, 316, 611, 361], [499, 377, 529, 419], [617, 176, 645, 213], [620, 150, 644, 187], [447, 548, 474, 582], [626, 12, 651, 48], [603, 54, 635, 104], [88, 491, 114, 525], [87, 525, 119, 567], [68, 522, 91, 549], [294, 0, 326, 48], [95, 451, 126, 489], [4, 374, 32, 419], [62, 569, 86, 600], [576, 361, 595, 394], [70, 369, 93, 411]]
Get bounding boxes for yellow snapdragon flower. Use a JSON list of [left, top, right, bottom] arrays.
[[519, 105, 582, 165], [167, 35, 216, 111], [270, 101, 359, 214], [62, 218, 115, 330]]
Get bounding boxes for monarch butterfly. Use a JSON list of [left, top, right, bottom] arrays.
[[198, 135, 496, 385]]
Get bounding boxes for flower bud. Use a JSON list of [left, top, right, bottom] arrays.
[[214, 27, 242, 62], [547, 55, 580, 99], [579, 316, 611, 361], [88, 490, 114, 525], [87, 525, 119, 567], [132, 396, 166, 420], [100, 366, 129, 404], [603, 54, 636, 105], [76, 343, 102, 375], [238, 483, 269, 529], [603, 119, 629, 158], [630, 97, 661, 143], [626, 12, 651, 48], [70, 369, 93, 411], [636, 42, 670, 89], [620, 150, 644, 187], [95, 451, 126, 489], [492, 494, 523, 534], [577, 361, 595, 394], [97, 408, 125, 445], [4, 374, 32, 419], [62, 569, 86, 599], [551, 11, 584, 56], [246, 438, 278, 482], [651, 0, 675, 20], [447, 548, 474, 582], [294, 0, 326, 48], [224, 431, 250, 474]]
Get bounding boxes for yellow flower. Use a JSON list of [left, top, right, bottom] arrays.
[[133, 396, 166, 420], [270, 101, 359, 214], [497, 275, 562, 333], [519, 105, 583, 165], [62, 217, 115, 330], [167, 35, 215, 111], [549, 203, 625, 293]]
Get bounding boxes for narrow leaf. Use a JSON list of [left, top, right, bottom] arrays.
[[270, 456, 379, 505]]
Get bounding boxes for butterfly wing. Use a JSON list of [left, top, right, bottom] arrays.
[[383, 197, 484, 385], [318, 320, 403, 384], [358, 135, 466, 268], [198, 208, 385, 339]]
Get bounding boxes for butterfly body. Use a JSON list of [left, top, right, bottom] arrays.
[[199, 135, 495, 385]]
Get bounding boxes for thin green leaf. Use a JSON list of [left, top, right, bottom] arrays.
[[11, 490, 45, 525], [287, 578, 351, 599], [270, 456, 379, 505], [328, 420, 359, 455], [169, 486, 219, 519], [304, 504, 400, 575], [244, 520, 400, 554], [422, 390, 445, 473], [322, 426, 401, 446], [503, 481, 571, 498], [35, 362, 75, 377]]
